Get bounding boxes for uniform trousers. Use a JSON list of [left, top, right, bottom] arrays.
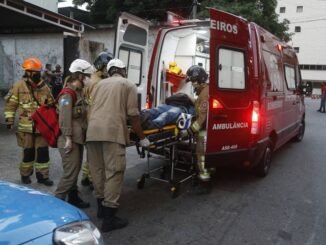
[[55, 137, 83, 199], [87, 141, 126, 208], [16, 132, 50, 179]]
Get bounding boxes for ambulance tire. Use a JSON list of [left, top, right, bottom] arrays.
[[255, 141, 273, 178], [293, 119, 305, 142]]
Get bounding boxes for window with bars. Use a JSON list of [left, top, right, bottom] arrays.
[[297, 6, 303, 13]]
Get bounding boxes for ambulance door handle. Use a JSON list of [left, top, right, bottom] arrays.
[[213, 114, 228, 120]]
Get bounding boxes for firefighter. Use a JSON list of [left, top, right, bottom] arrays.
[[183, 65, 211, 189], [54, 59, 93, 208], [86, 58, 150, 232], [81, 51, 113, 188], [4, 57, 54, 186]]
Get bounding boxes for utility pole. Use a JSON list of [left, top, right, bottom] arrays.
[[192, 0, 198, 19]]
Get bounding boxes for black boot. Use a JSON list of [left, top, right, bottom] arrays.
[[81, 177, 91, 186], [68, 190, 90, 209], [97, 198, 104, 218], [21, 176, 31, 184], [37, 178, 54, 186], [36, 173, 54, 186], [101, 206, 128, 232]]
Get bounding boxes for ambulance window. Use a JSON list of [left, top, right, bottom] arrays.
[[285, 65, 296, 90], [262, 51, 283, 92], [217, 48, 245, 89], [123, 24, 147, 46], [118, 48, 142, 86]]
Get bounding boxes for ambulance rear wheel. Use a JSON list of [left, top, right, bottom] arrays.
[[293, 119, 305, 142], [255, 141, 273, 178]]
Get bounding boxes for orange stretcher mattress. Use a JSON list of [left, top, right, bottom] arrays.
[[129, 125, 178, 144]]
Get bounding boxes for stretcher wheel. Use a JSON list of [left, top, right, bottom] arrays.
[[170, 184, 179, 198], [137, 174, 146, 189]]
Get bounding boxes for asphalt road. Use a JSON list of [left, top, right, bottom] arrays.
[[0, 97, 326, 245]]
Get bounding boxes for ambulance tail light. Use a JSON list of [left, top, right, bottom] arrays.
[[212, 98, 223, 109], [251, 100, 260, 135]]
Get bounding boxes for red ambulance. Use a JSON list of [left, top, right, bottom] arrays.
[[115, 8, 305, 177]]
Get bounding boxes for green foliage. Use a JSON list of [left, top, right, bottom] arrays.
[[72, 0, 192, 24], [73, 0, 291, 41], [199, 0, 292, 41]]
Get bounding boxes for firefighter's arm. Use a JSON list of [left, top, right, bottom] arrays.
[[127, 84, 149, 146], [58, 94, 73, 137], [46, 87, 55, 105], [4, 85, 19, 126]]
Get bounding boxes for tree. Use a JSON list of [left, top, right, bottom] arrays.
[[199, 0, 292, 41], [73, 0, 193, 24], [73, 0, 291, 41]]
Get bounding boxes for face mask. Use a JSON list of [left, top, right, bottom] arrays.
[[31, 73, 41, 83]]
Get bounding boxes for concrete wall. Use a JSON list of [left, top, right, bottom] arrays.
[[0, 26, 159, 92], [0, 33, 63, 91]]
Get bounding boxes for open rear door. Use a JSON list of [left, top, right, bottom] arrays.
[[115, 12, 149, 109], [206, 8, 255, 158]]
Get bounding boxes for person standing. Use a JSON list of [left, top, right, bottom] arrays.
[[4, 57, 54, 186], [86, 58, 150, 232], [51, 64, 63, 99], [317, 83, 326, 113], [54, 59, 93, 208], [81, 51, 113, 188], [182, 65, 211, 191]]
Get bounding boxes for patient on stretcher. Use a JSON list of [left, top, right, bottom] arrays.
[[141, 93, 195, 129]]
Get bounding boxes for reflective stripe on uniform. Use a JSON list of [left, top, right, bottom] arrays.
[[191, 121, 201, 133], [20, 161, 33, 169], [9, 95, 18, 103], [18, 123, 33, 133], [34, 161, 49, 170], [4, 112, 15, 118]]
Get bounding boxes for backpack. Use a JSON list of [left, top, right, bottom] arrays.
[[31, 88, 77, 148]]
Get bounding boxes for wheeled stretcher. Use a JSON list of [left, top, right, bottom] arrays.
[[130, 125, 196, 198]]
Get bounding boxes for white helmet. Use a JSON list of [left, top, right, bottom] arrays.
[[69, 59, 94, 74], [106, 58, 126, 73]]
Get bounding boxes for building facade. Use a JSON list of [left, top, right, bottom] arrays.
[[277, 0, 326, 92]]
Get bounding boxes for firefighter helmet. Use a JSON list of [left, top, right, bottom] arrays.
[[69, 59, 94, 74], [94, 52, 113, 71], [186, 65, 208, 84], [22, 57, 43, 72], [106, 58, 126, 76]]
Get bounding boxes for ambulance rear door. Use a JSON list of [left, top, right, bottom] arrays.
[[115, 12, 149, 109], [206, 8, 255, 157]]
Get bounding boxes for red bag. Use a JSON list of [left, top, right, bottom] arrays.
[[31, 88, 77, 148]]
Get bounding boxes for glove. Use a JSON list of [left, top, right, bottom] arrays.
[[6, 124, 13, 130], [64, 136, 73, 154], [139, 137, 150, 147]]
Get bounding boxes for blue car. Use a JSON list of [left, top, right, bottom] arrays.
[[0, 181, 104, 244]]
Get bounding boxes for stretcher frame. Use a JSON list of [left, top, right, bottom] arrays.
[[131, 125, 196, 198]]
